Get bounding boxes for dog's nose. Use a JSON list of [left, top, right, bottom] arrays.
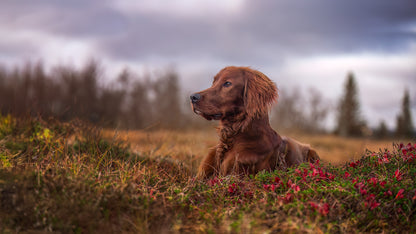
[[190, 93, 201, 103]]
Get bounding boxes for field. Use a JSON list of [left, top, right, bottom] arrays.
[[1, 115, 415, 233], [102, 128, 397, 168]]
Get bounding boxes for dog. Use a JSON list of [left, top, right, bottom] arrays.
[[190, 66, 319, 178]]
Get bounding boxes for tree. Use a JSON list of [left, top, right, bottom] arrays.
[[335, 72, 366, 137], [305, 88, 329, 133], [395, 89, 414, 138], [153, 69, 184, 129], [271, 87, 329, 133], [271, 88, 304, 132], [374, 120, 389, 139]]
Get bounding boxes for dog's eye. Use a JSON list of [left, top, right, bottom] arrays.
[[223, 81, 232, 87]]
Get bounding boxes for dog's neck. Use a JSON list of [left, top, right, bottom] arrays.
[[219, 113, 274, 136], [216, 114, 281, 160]]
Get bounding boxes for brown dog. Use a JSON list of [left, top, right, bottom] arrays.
[[190, 66, 319, 178]]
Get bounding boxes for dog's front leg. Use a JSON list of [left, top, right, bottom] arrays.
[[196, 147, 218, 179]]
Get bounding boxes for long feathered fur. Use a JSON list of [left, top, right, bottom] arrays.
[[215, 67, 278, 170]]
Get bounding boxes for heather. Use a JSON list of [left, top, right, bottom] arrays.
[[0, 115, 415, 233]]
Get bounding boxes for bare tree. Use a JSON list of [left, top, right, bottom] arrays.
[[0, 60, 190, 130], [271, 87, 328, 133], [304, 88, 329, 133]]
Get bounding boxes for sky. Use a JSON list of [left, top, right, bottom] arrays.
[[1, 0, 415, 130]]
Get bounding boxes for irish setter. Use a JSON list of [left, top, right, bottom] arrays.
[[190, 66, 319, 178]]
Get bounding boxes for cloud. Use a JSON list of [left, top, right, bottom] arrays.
[[111, 0, 245, 18], [0, 0, 415, 129], [2, 0, 415, 64]]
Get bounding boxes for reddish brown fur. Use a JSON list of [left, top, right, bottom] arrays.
[[191, 66, 319, 178]]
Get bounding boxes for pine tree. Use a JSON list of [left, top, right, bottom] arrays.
[[375, 120, 389, 139], [335, 72, 366, 137], [395, 89, 414, 138]]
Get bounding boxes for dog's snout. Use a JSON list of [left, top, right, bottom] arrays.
[[190, 93, 201, 103]]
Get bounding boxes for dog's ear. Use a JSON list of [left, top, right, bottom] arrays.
[[243, 69, 278, 119]]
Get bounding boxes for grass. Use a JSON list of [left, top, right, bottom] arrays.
[[0, 115, 415, 233]]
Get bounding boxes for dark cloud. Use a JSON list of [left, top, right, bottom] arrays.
[[1, 0, 415, 128], [0, 0, 127, 38], [95, 0, 416, 67], [237, 1, 416, 54], [2, 0, 415, 63]]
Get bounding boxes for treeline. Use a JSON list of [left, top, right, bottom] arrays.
[[0, 61, 414, 137], [271, 87, 329, 134], [0, 61, 204, 129], [334, 72, 414, 138]]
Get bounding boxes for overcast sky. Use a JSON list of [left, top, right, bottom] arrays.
[[1, 0, 415, 129]]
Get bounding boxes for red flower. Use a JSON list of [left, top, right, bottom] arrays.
[[309, 202, 330, 216], [286, 179, 293, 188], [368, 177, 378, 187], [384, 190, 393, 197], [360, 188, 368, 196], [378, 153, 390, 164], [228, 183, 238, 194], [344, 171, 351, 178], [395, 189, 405, 200], [412, 190, 416, 200], [364, 194, 380, 210], [309, 162, 315, 170], [309, 201, 319, 209], [263, 183, 279, 192], [379, 180, 387, 188], [291, 184, 300, 193], [281, 193, 293, 203], [394, 169, 403, 181], [274, 176, 281, 183], [365, 194, 376, 201], [399, 143, 416, 162], [354, 182, 365, 189], [149, 189, 156, 200], [365, 200, 380, 210], [370, 201, 380, 210], [349, 161, 359, 168], [319, 203, 330, 216], [208, 177, 221, 186]]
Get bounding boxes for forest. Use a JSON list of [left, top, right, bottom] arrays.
[[0, 60, 413, 138]]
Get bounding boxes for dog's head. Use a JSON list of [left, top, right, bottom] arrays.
[[190, 66, 278, 122]]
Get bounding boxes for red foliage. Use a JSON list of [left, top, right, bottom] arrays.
[[349, 161, 359, 168], [228, 183, 238, 195], [309, 201, 330, 216], [208, 177, 222, 186], [281, 193, 293, 203], [364, 194, 380, 210], [344, 171, 351, 178], [399, 143, 416, 162], [394, 169, 403, 182], [395, 189, 405, 200]]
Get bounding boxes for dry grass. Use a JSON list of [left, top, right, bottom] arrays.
[[103, 128, 397, 167]]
